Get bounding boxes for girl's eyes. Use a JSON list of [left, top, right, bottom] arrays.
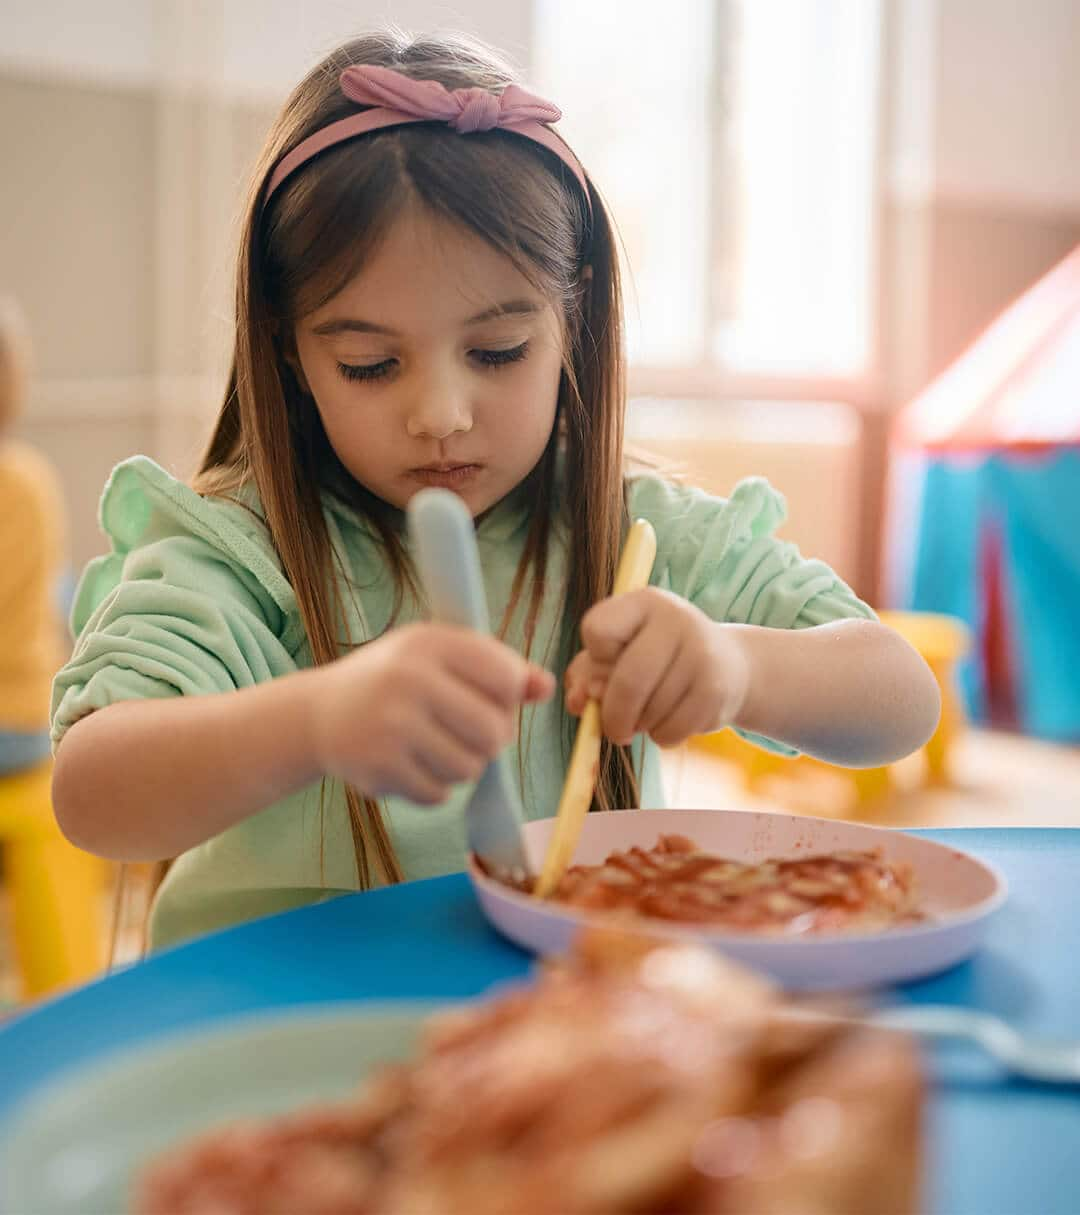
[[336, 341, 530, 384], [471, 341, 530, 369], [336, 360, 394, 383]]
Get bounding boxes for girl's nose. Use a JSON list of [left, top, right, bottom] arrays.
[[406, 388, 473, 440]]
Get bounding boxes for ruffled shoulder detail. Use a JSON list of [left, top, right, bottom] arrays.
[[71, 456, 302, 651]]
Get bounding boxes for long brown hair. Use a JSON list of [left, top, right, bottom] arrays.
[[192, 29, 636, 891]]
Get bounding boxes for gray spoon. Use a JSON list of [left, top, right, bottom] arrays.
[[407, 488, 532, 880]]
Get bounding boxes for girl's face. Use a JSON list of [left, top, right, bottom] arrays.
[[293, 207, 565, 517]]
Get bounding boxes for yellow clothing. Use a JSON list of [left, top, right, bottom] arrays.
[[0, 440, 66, 730]]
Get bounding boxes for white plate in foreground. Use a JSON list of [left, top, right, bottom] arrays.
[[468, 809, 1006, 991], [0, 1005, 433, 1215]]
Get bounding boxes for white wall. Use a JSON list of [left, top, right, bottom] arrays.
[[883, 0, 1080, 403], [935, 0, 1080, 212], [220, 0, 533, 99], [889, 0, 1080, 212], [2, 0, 533, 96], [1, 0, 155, 86]]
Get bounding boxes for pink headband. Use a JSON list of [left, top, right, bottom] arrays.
[[264, 64, 591, 213]]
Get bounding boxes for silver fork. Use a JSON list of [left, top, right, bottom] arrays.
[[868, 1005, 1080, 1084]]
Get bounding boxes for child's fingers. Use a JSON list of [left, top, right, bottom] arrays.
[[600, 617, 676, 744], [426, 672, 517, 756], [565, 651, 607, 694], [638, 652, 697, 739], [408, 723, 487, 787], [564, 653, 613, 716], [580, 591, 652, 665], [565, 677, 602, 716], [523, 665, 556, 703], [564, 649, 591, 688], [443, 632, 548, 709], [392, 760, 452, 806], [649, 682, 718, 748]]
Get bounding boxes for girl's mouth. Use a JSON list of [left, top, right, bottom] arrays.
[[409, 464, 482, 488]]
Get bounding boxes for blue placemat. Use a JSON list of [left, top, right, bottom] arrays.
[[1, 828, 1078, 1214]]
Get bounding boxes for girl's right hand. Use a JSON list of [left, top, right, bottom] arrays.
[[309, 624, 555, 805]]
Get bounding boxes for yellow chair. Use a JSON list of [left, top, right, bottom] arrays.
[[877, 611, 971, 784], [0, 758, 104, 1000], [693, 610, 971, 808]]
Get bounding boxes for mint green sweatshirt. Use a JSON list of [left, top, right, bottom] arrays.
[[51, 457, 873, 950]]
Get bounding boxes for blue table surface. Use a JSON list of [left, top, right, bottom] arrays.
[[2, 828, 1078, 1214]]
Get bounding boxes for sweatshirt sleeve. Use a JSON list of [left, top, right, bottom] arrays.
[[629, 472, 875, 754], [51, 457, 304, 748]]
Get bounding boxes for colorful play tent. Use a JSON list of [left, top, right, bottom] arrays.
[[885, 244, 1080, 740]]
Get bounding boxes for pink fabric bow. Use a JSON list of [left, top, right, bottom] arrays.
[[340, 64, 562, 135], [264, 64, 589, 208]]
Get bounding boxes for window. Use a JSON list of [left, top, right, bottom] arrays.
[[533, 0, 882, 386]]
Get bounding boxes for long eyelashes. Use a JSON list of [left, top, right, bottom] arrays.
[[471, 341, 530, 368], [336, 359, 394, 383], [336, 341, 531, 384]]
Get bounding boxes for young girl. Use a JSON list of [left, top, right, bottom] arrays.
[[50, 30, 939, 951]]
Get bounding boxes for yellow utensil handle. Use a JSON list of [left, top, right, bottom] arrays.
[[610, 520, 658, 597], [534, 519, 658, 897]]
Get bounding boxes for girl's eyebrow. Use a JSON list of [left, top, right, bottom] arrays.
[[311, 299, 541, 338], [464, 299, 541, 325]]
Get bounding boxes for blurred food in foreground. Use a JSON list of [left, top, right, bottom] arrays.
[[136, 929, 923, 1214]]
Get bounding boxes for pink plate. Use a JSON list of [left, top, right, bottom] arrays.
[[467, 809, 1007, 990]]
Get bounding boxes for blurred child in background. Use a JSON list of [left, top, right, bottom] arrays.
[[0, 298, 67, 775]]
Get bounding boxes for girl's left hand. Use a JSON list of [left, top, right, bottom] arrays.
[[564, 588, 751, 747]]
